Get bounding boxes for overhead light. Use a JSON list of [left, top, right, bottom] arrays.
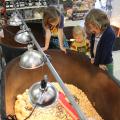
[[15, 25, 31, 44], [29, 75, 58, 107], [7, 12, 22, 26], [19, 44, 45, 69]]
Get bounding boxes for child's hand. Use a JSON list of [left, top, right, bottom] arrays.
[[60, 47, 67, 53], [86, 39, 90, 47], [91, 58, 94, 64], [42, 47, 48, 51], [99, 65, 108, 71]]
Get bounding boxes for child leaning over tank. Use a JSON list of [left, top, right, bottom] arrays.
[[42, 6, 69, 53]]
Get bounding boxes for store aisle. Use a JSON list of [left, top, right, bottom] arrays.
[[113, 51, 120, 80], [110, 0, 120, 28]]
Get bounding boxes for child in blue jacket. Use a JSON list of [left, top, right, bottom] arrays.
[[85, 8, 116, 75]]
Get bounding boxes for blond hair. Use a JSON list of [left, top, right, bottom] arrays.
[[85, 8, 110, 32], [73, 26, 86, 39], [43, 6, 60, 28]]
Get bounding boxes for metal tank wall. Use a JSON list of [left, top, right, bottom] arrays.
[[1, 50, 120, 120]]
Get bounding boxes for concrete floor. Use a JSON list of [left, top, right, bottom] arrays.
[[113, 50, 120, 80]]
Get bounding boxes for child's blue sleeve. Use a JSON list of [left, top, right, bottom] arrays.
[[59, 14, 64, 28]]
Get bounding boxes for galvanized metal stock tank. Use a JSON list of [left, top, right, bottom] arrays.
[[1, 50, 120, 120]]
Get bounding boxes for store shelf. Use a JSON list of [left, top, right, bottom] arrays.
[[6, 5, 47, 11], [24, 17, 42, 21], [5, 0, 47, 22]]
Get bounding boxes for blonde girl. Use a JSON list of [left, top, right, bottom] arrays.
[[70, 26, 90, 54], [42, 6, 69, 53]]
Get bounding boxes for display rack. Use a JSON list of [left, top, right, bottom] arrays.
[[64, 0, 95, 21], [5, 0, 47, 21]]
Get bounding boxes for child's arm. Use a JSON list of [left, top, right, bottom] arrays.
[[42, 28, 51, 51], [86, 39, 90, 47], [58, 28, 66, 53]]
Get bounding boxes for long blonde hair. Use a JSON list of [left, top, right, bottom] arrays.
[[43, 6, 60, 28], [85, 9, 110, 32]]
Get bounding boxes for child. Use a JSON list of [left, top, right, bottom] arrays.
[[42, 6, 69, 53], [85, 8, 116, 74], [70, 26, 90, 54]]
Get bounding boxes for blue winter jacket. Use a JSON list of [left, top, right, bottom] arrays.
[[90, 26, 116, 66]]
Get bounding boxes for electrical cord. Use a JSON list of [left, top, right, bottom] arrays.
[[5, 79, 46, 120], [1, 21, 32, 37], [3, 28, 15, 36], [24, 91, 45, 120], [24, 79, 47, 120], [5, 106, 37, 120], [24, 104, 37, 120], [5, 94, 40, 120], [6, 115, 17, 120], [0, 22, 15, 36]]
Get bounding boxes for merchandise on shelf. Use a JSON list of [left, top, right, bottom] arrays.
[[5, 0, 47, 21]]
